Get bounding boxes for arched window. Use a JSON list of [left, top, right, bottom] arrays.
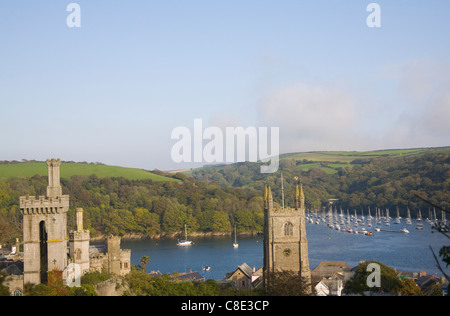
[[13, 289, 22, 296], [284, 222, 293, 236]]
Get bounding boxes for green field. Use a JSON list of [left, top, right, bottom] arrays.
[[284, 146, 450, 174], [284, 147, 450, 161], [183, 146, 450, 175], [0, 162, 177, 181]]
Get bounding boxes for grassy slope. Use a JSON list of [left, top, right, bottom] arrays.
[[0, 162, 177, 181], [284, 147, 450, 161], [183, 146, 450, 175], [283, 147, 450, 174]]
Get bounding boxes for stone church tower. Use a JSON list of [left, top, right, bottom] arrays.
[[263, 184, 311, 293], [20, 159, 69, 285]]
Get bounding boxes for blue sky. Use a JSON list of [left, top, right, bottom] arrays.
[[0, 1, 449, 170]]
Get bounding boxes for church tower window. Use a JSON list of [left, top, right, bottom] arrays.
[[284, 222, 293, 236]]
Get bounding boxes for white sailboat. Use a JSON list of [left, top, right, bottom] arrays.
[[233, 225, 239, 248], [406, 208, 412, 225], [394, 207, 401, 224], [416, 210, 423, 230], [177, 224, 193, 246]]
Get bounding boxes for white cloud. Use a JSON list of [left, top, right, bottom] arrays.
[[382, 60, 450, 148], [257, 82, 371, 153], [257, 60, 450, 154]]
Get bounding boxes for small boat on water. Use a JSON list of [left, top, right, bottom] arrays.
[[233, 225, 239, 248], [203, 265, 211, 271], [177, 224, 193, 246]]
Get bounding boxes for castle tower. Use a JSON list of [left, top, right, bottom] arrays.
[[107, 236, 122, 275], [20, 159, 69, 285], [69, 208, 90, 274], [263, 184, 311, 293]]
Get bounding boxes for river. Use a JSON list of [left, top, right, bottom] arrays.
[[121, 218, 448, 280]]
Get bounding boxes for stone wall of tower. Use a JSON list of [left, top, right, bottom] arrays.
[[20, 194, 69, 284], [107, 236, 121, 275], [263, 185, 311, 293]]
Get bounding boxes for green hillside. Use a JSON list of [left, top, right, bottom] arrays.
[[0, 162, 177, 182], [280, 147, 450, 174], [185, 147, 450, 176], [283, 147, 450, 161], [188, 146, 450, 212]]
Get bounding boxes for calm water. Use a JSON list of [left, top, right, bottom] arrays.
[[122, 219, 448, 280]]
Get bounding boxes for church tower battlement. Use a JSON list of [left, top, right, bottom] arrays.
[[263, 183, 311, 293]]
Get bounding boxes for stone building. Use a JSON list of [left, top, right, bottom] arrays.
[[69, 208, 90, 274], [263, 184, 312, 293], [224, 263, 262, 291], [89, 236, 131, 276], [19, 158, 131, 288], [20, 159, 69, 285], [311, 261, 352, 296]]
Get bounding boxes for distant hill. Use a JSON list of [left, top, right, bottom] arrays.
[[0, 161, 177, 182], [185, 146, 450, 176], [279, 147, 450, 174], [188, 146, 450, 212]]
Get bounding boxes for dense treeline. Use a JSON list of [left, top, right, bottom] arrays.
[[0, 172, 265, 244], [0, 153, 448, 245], [192, 153, 450, 216]]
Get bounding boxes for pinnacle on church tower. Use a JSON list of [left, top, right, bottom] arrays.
[[299, 184, 305, 210]]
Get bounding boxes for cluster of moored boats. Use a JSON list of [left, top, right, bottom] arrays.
[[306, 206, 448, 235]]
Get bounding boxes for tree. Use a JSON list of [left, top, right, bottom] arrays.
[[265, 271, 311, 296], [140, 256, 150, 272], [235, 209, 256, 232], [69, 284, 98, 296], [344, 261, 403, 295], [400, 278, 423, 296], [211, 211, 231, 233], [0, 273, 10, 296], [134, 208, 161, 236]]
